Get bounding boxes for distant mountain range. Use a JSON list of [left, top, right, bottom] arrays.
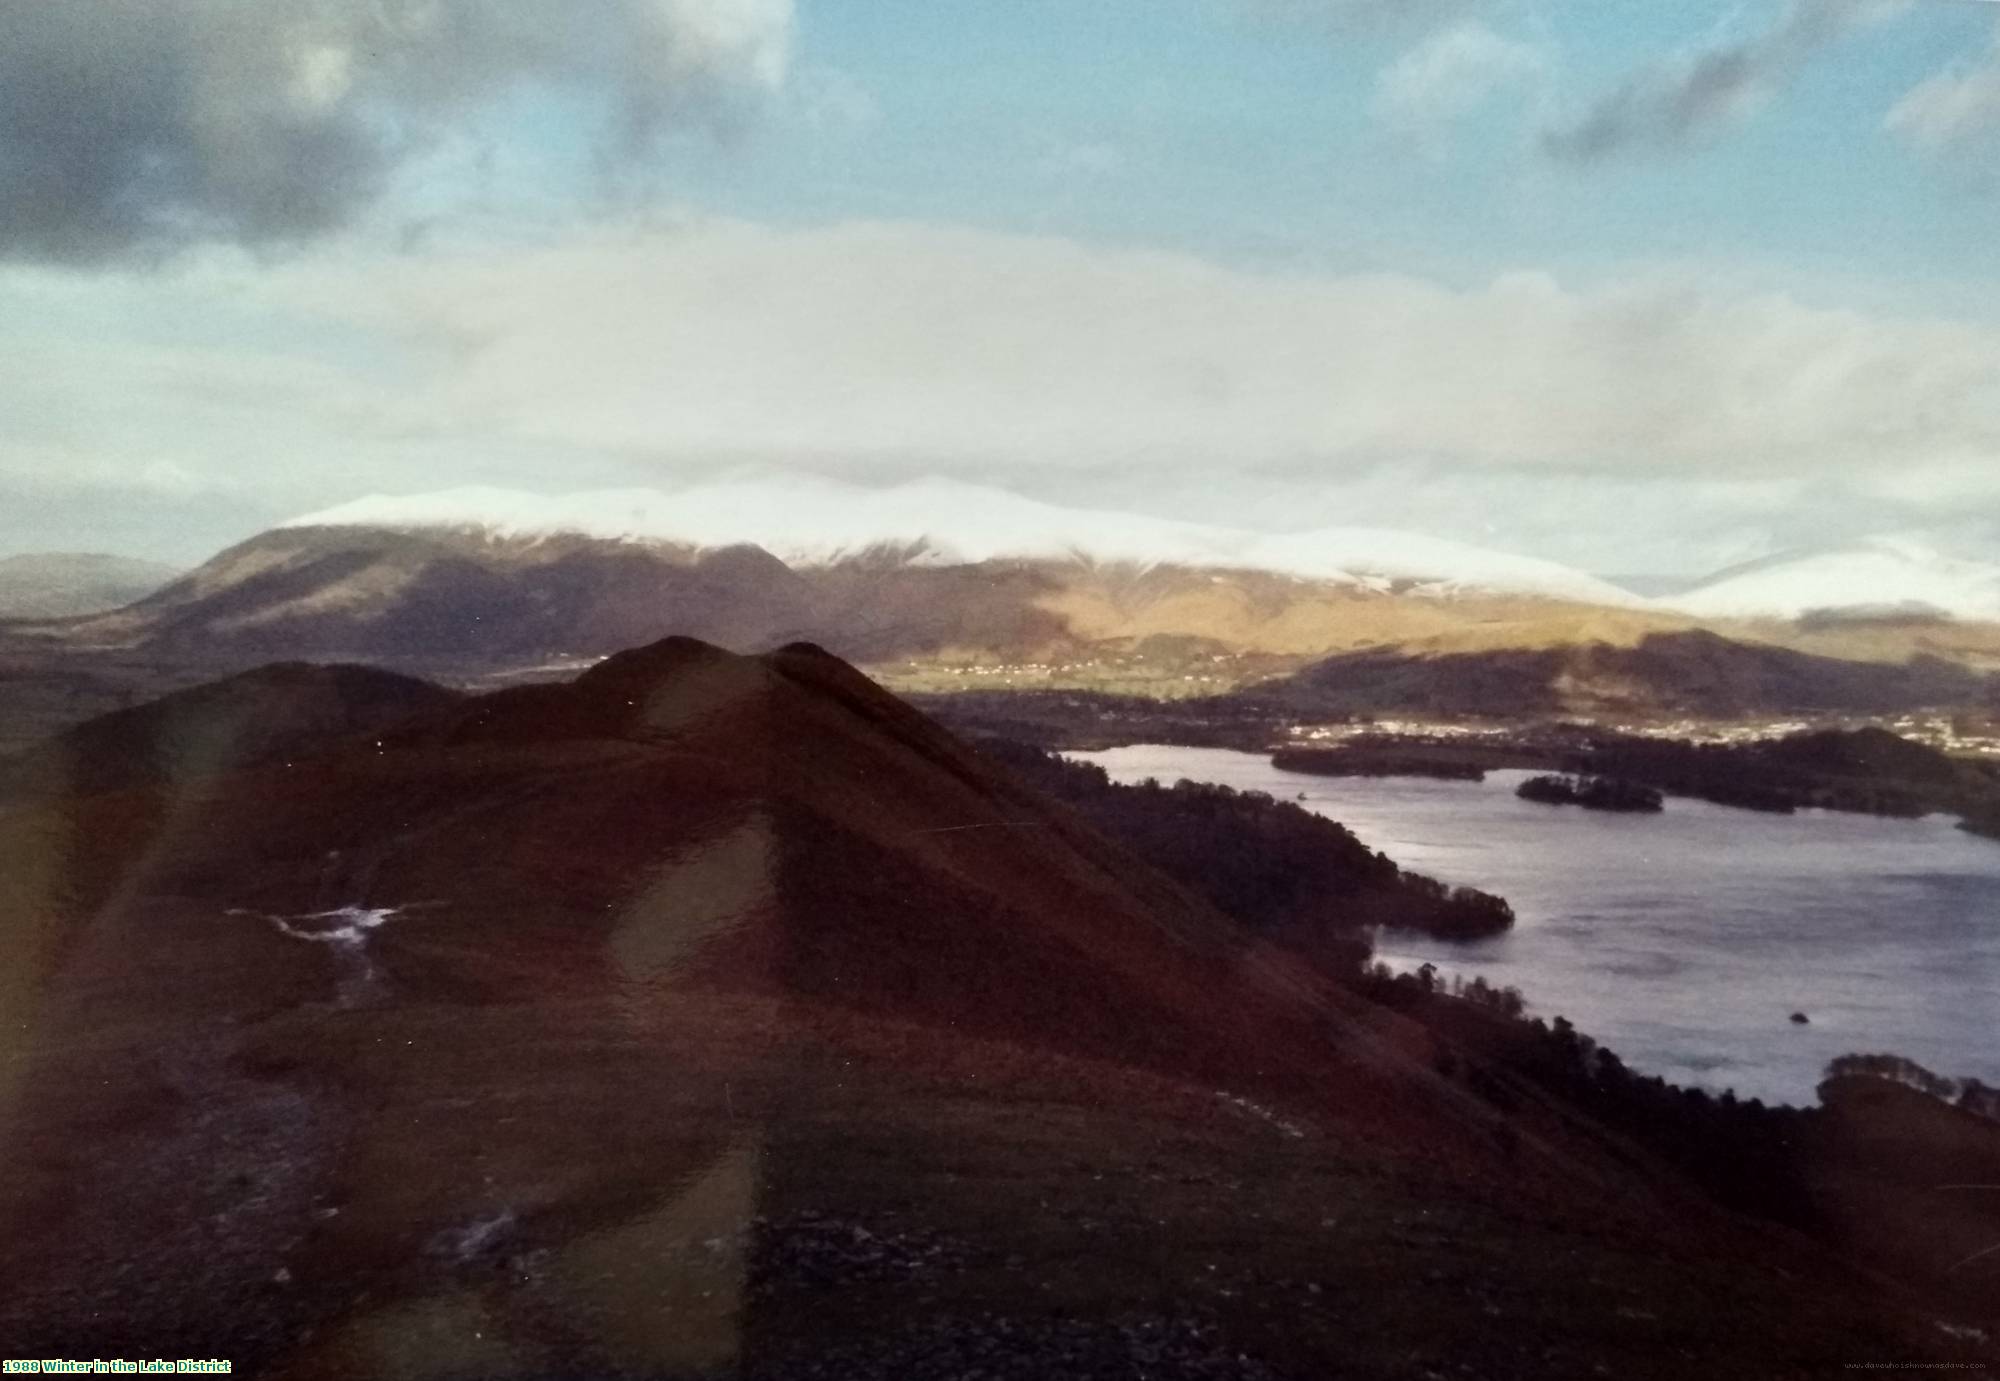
[[27, 489, 1691, 674], [7, 481, 2000, 725], [272, 482, 2000, 629], [284, 479, 1644, 606], [0, 552, 179, 618]]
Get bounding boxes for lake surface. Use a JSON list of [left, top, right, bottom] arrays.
[[1070, 746, 2000, 1106]]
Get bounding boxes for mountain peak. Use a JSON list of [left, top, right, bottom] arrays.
[[577, 633, 751, 690]]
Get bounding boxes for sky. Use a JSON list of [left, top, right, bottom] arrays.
[[3, 0, 1999, 577]]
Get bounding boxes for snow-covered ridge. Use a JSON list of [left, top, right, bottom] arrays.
[[282, 478, 1641, 607], [1667, 538, 2000, 623]]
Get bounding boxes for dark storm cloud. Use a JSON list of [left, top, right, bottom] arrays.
[[0, 0, 791, 264], [1542, 0, 1900, 162]]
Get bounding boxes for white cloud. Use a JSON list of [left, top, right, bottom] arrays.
[[252, 219, 2000, 480], [654, 0, 795, 93], [1887, 25, 2000, 150], [1374, 22, 1547, 148], [7, 217, 2000, 566]]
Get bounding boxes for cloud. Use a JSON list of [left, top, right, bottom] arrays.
[[1374, 22, 1548, 149], [1542, 0, 1905, 162], [8, 217, 2000, 565], [1112, 465, 1828, 579], [1887, 23, 2000, 151], [244, 219, 2000, 482], [0, 0, 794, 265]]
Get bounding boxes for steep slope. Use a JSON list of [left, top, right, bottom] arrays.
[[0, 639, 1982, 1375], [0, 637, 1413, 1370], [0, 551, 179, 617]]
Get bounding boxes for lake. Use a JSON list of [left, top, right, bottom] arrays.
[[1069, 746, 2000, 1107]]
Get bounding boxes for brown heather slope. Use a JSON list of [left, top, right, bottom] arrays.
[[0, 660, 461, 803], [1033, 567, 1701, 659], [0, 639, 1990, 1378]]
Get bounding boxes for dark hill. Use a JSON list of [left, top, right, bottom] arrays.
[[1568, 725, 2000, 820], [1243, 630, 1991, 719], [980, 741, 1515, 944], [0, 640, 1986, 1377], [0, 660, 459, 804], [1762, 724, 1969, 783]]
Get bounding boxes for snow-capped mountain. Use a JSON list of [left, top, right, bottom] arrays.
[[283, 478, 1640, 608], [1668, 538, 2000, 623]]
